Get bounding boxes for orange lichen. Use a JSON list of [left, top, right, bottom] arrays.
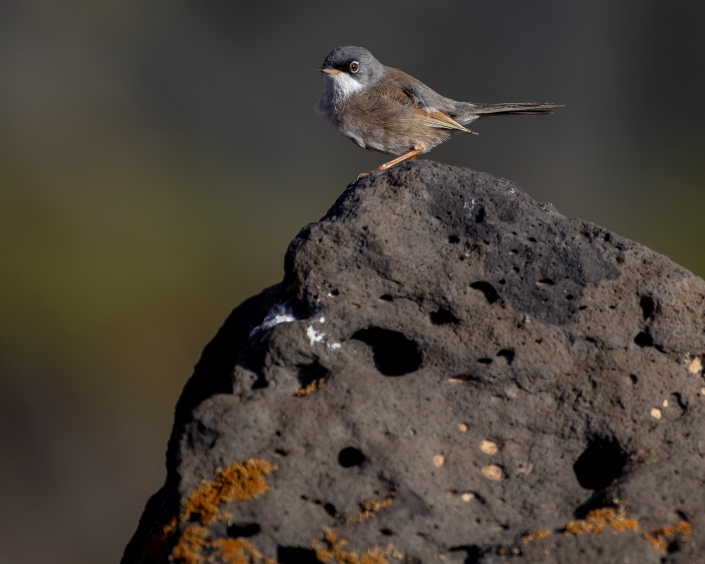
[[520, 529, 551, 543], [642, 521, 692, 550], [295, 378, 325, 397], [172, 525, 210, 564], [181, 459, 277, 524], [564, 507, 638, 537], [212, 538, 278, 564], [348, 496, 394, 523], [312, 528, 387, 564], [140, 459, 278, 564]]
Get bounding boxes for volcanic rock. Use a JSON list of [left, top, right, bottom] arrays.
[[123, 161, 705, 564]]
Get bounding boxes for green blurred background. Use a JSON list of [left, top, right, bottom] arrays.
[[0, 1, 703, 562]]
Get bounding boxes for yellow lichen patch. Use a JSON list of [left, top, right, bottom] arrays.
[[564, 507, 638, 537], [172, 525, 210, 564], [348, 496, 394, 523], [295, 378, 325, 397], [312, 528, 387, 564], [212, 538, 278, 564], [688, 356, 702, 374], [481, 464, 503, 481], [181, 459, 277, 524], [479, 440, 498, 455], [642, 521, 692, 550], [520, 529, 551, 543]]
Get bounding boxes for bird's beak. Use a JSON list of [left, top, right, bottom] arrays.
[[319, 67, 342, 75]]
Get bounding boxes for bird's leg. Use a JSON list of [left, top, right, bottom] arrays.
[[355, 147, 423, 182], [376, 147, 423, 170]]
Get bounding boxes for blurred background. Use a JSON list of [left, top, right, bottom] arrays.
[[1, 1, 704, 562]]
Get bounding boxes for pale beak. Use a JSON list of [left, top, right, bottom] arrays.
[[319, 67, 342, 75]]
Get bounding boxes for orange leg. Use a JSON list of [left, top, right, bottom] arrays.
[[355, 147, 424, 181]]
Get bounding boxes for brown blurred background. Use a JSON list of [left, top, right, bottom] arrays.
[[1, 1, 704, 562]]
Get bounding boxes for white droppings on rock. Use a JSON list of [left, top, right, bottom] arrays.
[[249, 301, 298, 336], [306, 325, 326, 346], [651, 408, 662, 420], [480, 440, 498, 455], [327, 342, 341, 350], [433, 454, 445, 467]]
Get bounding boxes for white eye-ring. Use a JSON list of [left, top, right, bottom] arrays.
[[349, 61, 360, 74]]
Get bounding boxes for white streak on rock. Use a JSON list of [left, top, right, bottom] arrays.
[[250, 301, 298, 337]]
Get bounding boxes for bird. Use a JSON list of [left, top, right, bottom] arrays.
[[315, 46, 562, 180]]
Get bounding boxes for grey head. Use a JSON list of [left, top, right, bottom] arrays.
[[318, 46, 385, 88]]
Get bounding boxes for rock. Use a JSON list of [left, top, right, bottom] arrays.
[[123, 161, 705, 564]]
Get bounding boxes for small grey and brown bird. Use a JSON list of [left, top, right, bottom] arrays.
[[315, 46, 562, 179]]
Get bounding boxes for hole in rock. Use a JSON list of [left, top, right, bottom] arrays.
[[379, 294, 394, 302], [477, 358, 493, 365], [537, 278, 555, 287], [448, 374, 479, 383], [323, 503, 337, 517], [448, 235, 460, 244], [277, 547, 319, 564], [338, 447, 366, 468], [634, 331, 654, 347], [566, 294, 575, 300], [671, 392, 687, 413], [667, 540, 681, 554], [430, 307, 458, 325], [380, 528, 393, 536], [629, 374, 638, 384], [450, 545, 482, 564], [640, 295, 655, 320], [251, 374, 269, 389], [297, 360, 328, 388], [528, 237, 537, 243], [475, 207, 486, 223], [573, 438, 627, 490], [470, 281, 499, 304], [227, 523, 261, 538], [274, 449, 288, 457], [496, 349, 515, 365], [351, 328, 422, 376]]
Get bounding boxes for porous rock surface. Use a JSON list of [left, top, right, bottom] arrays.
[[124, 161, 705, 564]]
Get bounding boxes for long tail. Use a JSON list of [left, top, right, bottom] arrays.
[[454, 102, 563, 124]]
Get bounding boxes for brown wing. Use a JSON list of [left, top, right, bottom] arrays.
[[372, 67, 478, 134]]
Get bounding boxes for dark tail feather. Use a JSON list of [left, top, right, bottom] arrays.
[[455, 102, 563, 123]]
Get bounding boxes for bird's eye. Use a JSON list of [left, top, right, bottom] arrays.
[[349, 61, 360, 74]]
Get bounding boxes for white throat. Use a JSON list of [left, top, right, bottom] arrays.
[[315, 73, 365, 116]]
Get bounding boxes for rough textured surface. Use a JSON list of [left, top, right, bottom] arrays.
[[123, 161, 705, 564]]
